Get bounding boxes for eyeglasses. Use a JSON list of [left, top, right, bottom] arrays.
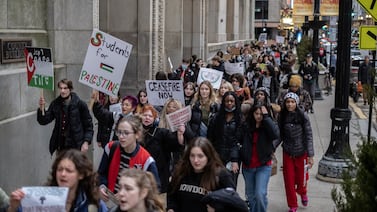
[[115, 130, 135, 137]]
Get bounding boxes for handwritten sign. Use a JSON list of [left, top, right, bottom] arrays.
[[224, 61, 244, 75], [109, 103, 122, 113], [145, 80, 184, 106], [24, 47, 54, 90], [79, 29, 133, 96], [276, 35, 285, 44], [167, 106, 192, 132], [21, 186, 68, 212], [197, 68, 223, 89]]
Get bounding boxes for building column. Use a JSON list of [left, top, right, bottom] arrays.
[[226, 0, 240, 40], [207, 0, 227, 43]]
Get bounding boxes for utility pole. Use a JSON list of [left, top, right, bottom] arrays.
[[317, 0, 354, 181]]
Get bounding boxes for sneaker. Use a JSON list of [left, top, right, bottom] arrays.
[[301, 194, 308, 206], [288, 207, 297, 212]]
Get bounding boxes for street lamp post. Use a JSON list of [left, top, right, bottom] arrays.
[[317, 0, 354, 181], [312, 0, 324, 100]]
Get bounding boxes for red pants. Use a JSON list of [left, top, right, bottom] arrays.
[[282, 151, 309, 208]]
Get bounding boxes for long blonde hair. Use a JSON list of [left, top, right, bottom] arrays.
[[158, 99, 184, 129], [192, 81, 217, 110]]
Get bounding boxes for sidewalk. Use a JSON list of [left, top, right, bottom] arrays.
[[236, 91, 369, 211]]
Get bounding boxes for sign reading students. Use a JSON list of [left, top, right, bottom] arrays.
[[145, 80, 184, 106], [24, 47, 54, 90], [79, 29, 133, 96]]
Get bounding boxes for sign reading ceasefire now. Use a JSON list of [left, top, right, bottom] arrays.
[[359, 26, 377, 50]]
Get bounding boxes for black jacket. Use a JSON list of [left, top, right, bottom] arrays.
[[358, 61, 372, 84], [189, 102, 219, 137], [93, 102, 115, 148], [207, 114, 241, 164], [142, 126, 184, 193], [239, 115, 280, 166], [299, 61, 319, 84], [37, 92, 93, 155]]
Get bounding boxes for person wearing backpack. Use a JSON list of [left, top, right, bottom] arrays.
[[97, 115, 161, 202]]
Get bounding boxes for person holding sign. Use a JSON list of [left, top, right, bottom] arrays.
[[7, 149, 107, 212], [140, 104, 188, 194], [189, 81, 219, 137], [92, 91, 138, 142], [37, 79, 93, 155], [109, 169, 164, 212]]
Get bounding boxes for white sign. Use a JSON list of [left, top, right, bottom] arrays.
[[21, 186, 68, 212], [258, 33, 267, 42], [24, 47, 54, 90], [197, 68, 223, 89], [109, 103, 122, 114], [145, 80, 185, 106], [276, 35, 285, 44], [79, 29, 133, 96], [224, 61, 244, 75], [167, 106, 192, 132]]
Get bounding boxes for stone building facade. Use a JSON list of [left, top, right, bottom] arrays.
[[0, 0, 254, 192]]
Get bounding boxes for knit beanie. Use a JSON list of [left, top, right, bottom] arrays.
[[289, 75, 302, 87], [284, 92, 300, 105]]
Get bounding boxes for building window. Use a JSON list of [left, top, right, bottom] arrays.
[[255, 0, 268, 20]]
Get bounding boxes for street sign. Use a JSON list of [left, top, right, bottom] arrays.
[[357, 0, 377, 21], [359, 26, 377, 50]]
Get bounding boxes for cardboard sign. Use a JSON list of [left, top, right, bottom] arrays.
[[21, 186, 68, 212], [79, 29, 133, 96], [224, 61, 244, 75], [24, 47, 54, 90], [197, 68, 223, 89], [229, 47, 241, 55], [145, 80, 184, 106], [166, 106, 192, 132], [276, 35, 285, 44]]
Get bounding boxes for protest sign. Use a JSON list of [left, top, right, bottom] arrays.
[[109, 103, 122, 114], [145, 80, 184, 106], [276, 35, 285, 44], [21, 186, 68, 212], [167, 106, 192, 132], [197, 68, 223, 89], [224, 61, 244, 75], [258, 33, 267, 42], [24, 47, 54, 90], [79, 29, 133, 96]]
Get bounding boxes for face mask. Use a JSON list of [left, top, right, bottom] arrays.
[[182, 64, 188, 70], [233, 85, 240, 90], [225, 106, 236, 112]]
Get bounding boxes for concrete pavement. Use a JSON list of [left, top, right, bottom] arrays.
[[236, 90, 373, 211]]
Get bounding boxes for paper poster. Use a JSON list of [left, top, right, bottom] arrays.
[[224, 61, 244, 75], [145, 80, 185, 106], [21, 186, 68, 212], [197, 68, 223, 89], [24, 47, 54, 90], [166, 106, 192, 132], [276, 35, 285, 44], [293, 0, 314, 16], [109, 103, 122, 113], [79, 29, 133, 96]]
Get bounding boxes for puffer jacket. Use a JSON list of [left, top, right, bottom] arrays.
[[277, 110, 314, 157], [37, 92, 93, 155]]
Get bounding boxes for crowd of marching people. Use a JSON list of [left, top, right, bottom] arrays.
[[2, 42, 317, 212]]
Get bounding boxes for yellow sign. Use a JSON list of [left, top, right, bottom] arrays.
[[359, 26, 377, 50], [357, 0, 377, 21]]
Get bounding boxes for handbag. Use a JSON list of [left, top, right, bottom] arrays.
[[271, 153, 278, 176]]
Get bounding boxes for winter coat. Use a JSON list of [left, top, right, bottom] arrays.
[[189, 101, 219, 137], [358, 61, 372, 84], [239, 115, 280, 166], [37, 92, 93, 155], [142, 126, 184, 193], [298, 61, 319, 84], [277, 110, 314, 157], [207, 114, 240, 164]]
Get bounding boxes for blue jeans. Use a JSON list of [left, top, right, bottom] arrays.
[[242, 165, 272, 212]]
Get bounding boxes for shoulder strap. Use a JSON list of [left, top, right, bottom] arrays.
[[109, 141, 120, 161]]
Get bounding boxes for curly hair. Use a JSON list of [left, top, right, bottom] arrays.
[[46, 149, 100, 206]]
